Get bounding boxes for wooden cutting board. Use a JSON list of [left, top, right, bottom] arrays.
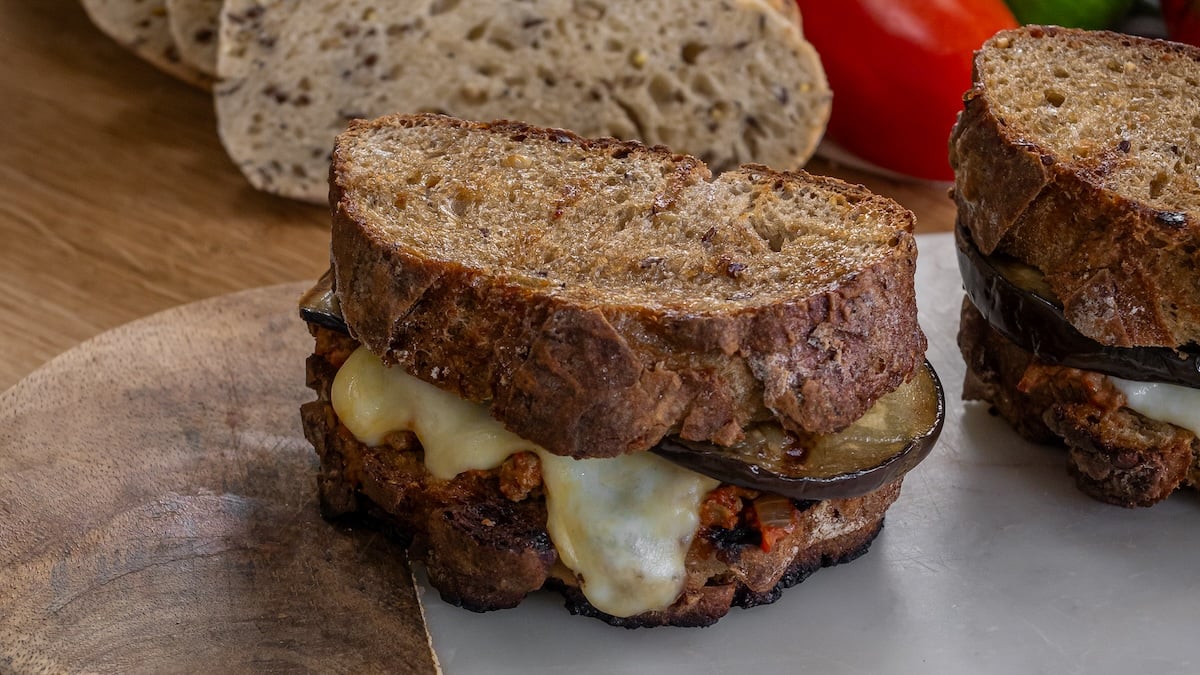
[[0, 283, 439, 674]]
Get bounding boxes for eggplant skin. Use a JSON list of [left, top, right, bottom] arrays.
[[652, 361, 944, 501], [299, 271, 352, 334], [956, 223, 1200, 389]]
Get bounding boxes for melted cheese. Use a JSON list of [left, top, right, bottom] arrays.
[[330, 347, 528, 479], [539, 451, 717, 618], [330, 347, 717, 617], [1109, 377, 1200, 437]]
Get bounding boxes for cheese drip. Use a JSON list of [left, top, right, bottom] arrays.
[[330, 347, 717, 617], [1109, 377, 1200, 437], [539, 451, 717, 618], [330, 347, 531, 479]]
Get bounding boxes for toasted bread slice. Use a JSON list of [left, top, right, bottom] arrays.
[[329, 114, 925, 459], [302, 326, 900, 628], [950, 26, 1200, 348], [215, 0, 831, 203]]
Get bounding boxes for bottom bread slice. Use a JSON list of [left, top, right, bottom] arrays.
[[302, 325, 901, 627], [958, 300, 1200, 507]]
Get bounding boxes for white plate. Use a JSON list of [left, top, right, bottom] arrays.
[[420, 232, 1200, 675]]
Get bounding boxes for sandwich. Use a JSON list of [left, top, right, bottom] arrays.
[[951, 26, 1200, 507], [299, 113, 943, 627]]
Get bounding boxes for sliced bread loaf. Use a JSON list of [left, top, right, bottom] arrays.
[[330, 114, 924, 460], [165, 0, 221, 77], [81, 0, 211, 88], [216, 0, 831, 203], [950, 26, 1200, 348]]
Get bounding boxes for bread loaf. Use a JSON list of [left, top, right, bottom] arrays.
[[165, 0, 221, 77], [216, 0, 832, 203], [81, 0, 212, 88]]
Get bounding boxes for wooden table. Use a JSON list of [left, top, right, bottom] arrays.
[[0, 0, 956, 392]]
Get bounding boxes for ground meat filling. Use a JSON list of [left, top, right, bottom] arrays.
[[959, 300, 1199, 507], [302, 323, 898, 627], [498, 451, 542, 502]]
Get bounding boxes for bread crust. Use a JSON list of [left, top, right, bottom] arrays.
[[302, 326, 900, 627], [950, 26, 1200, 348], [331, 114, 925, 459], [958, 299, 1199, 507]]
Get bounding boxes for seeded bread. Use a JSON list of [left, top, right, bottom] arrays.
[[165, 0, 221, 77], [959, 300, 1199, 507], [949, 26, 1200, 348], [215, 0, 831, 203], [330, 114, 925, 460], [302, 326, 900, 628], [81, 0, 212, 88]]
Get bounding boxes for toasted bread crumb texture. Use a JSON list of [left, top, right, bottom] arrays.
[[330, 114, 924, 458], [336, 116, 906, 308], [979, 29, 1200, 213], [951, 26, 1200, 347], [215, 0, 831, 203]]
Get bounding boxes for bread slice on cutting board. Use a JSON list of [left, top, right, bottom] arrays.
[[215, 0, 832, 203], [81, 0, 212, 88], [166, 0, 222, 77]]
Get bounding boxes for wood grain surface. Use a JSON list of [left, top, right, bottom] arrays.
[[0, 0, 329, 392], [0, 283, 440, 674], [0, 0, 956, 393]]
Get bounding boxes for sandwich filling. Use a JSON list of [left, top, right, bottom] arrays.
[[1108, 378, 1200, 438], [331, 346, 717, 617], [301, 274, 942, 618], [957, 223, 1200, 432]]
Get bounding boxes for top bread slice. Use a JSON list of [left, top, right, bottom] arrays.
[[81, 0, 212, 88], [216, 0, 831, 203], [330, 114, 925, 460], [950, 26, 1200, 348]]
